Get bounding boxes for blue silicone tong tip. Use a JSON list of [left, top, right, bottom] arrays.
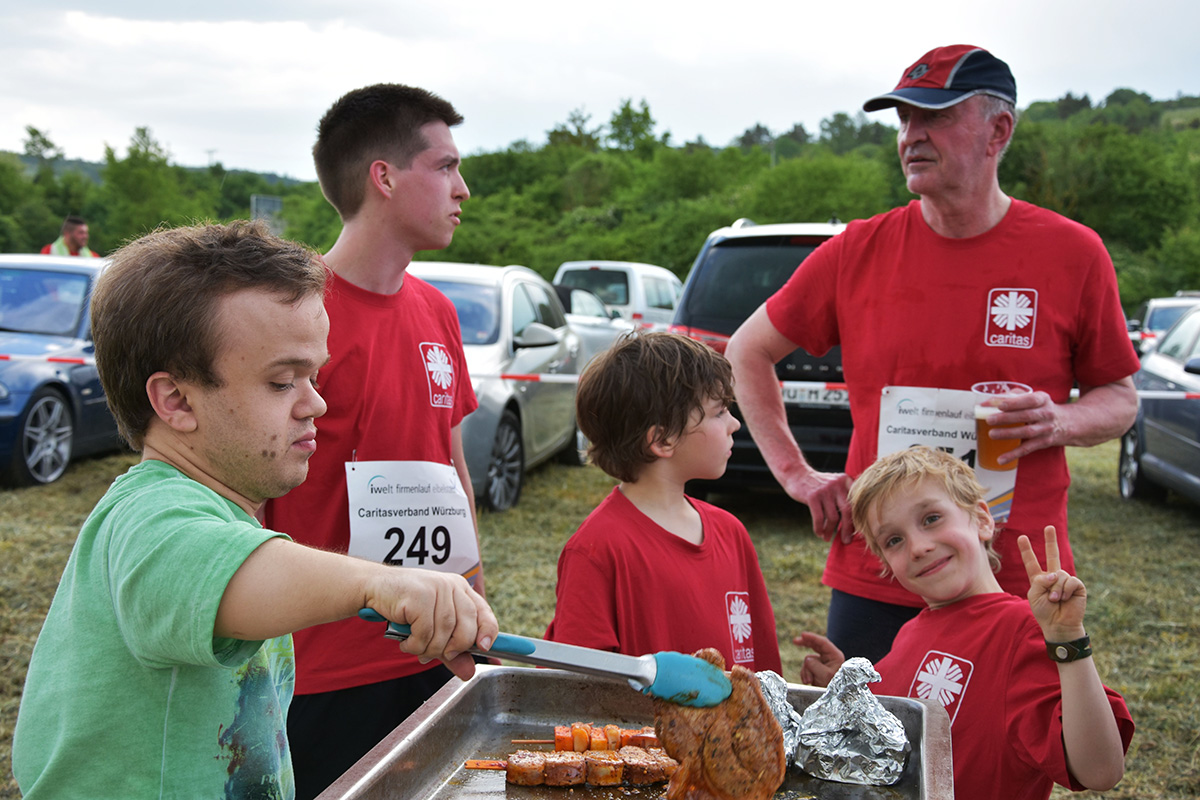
[[646, 650, 732, 707]]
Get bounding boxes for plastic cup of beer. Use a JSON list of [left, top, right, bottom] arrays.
[[972, 381, 1032, 471]]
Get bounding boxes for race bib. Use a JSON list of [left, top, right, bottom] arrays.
[[345, 460, 481, 586], [877, 386, 1017, 523]]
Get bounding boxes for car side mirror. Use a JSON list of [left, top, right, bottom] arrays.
[[610, 309, 623, 319], [1184, 356, 1200, 376], [514, 321, 559, 348], [1126, 319, 1141, 332]]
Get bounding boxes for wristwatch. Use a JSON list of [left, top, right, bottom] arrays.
[[1046, 634, 1092, 662]]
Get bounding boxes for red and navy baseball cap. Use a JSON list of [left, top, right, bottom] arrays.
[[863, 45, 1017, 112]]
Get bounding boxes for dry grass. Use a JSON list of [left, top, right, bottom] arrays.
[[2, 442, 1198, 798]]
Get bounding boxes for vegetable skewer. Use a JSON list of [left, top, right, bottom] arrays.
[[512, 722, 658, 751]]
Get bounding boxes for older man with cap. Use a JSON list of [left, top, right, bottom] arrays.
[[726, 44, 1140, 662]]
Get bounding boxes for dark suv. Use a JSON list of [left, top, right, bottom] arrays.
[[670, 219, 852, 493]]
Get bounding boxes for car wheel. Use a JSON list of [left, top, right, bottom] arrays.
[[557, 422, 589, 467], [1118, 426, 1165, 502], [484, 410, 524, 511], [10, 387, 74, 486]]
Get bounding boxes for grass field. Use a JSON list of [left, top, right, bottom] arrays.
[[2, 441, 1198, 798]]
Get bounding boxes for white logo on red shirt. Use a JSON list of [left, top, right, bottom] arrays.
[[420, 342, 455, 408], [725, 592, 754, 664], [909, 650, 973, 724], [985, 288, 1037, 349]]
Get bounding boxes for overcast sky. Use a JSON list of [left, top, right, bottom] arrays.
[[2, 1, 1197, 182]]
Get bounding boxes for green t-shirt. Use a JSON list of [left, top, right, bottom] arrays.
[[13, 460, 296, 799]]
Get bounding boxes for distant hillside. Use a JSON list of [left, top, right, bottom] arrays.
[[3, 151, 303, 188]]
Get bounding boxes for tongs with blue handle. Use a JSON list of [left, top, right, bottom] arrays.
[[359, 608, 732, 708]]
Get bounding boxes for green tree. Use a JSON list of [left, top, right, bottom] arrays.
[[205, 165, 277, 220], [607, 99, 663, 157], [279, 181, 341, 252], [737, 123, 774, 151], [0, 154, 57, 252], [463, 142, 556, 198], [1056, 92, 1092, 119], [547, 109, 602, 151], [1155, 224, 1200, 292], [562, 152, 632, 210], [100, 127, 215, 242], [23, 126, 64, 164], [743, 151, 892, 223], [634, 146, 722, 204], [819, 111, 894, 155], [1022, 124, 1194, 250]]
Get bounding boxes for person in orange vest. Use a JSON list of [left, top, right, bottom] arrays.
[[41, 215, 99, 257]]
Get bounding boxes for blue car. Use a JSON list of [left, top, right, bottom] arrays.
[[0, 255, 123, 485], [1119, 303, 1200, 507]]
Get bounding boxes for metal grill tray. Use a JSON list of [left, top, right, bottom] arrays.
[[318, 665, 952, 800]]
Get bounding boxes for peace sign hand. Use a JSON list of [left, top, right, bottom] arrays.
[[1018, 525, 1088, 643]]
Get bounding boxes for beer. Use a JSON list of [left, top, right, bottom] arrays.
[[971, 381, 1031, 471], [974, 405, 1022, 471]]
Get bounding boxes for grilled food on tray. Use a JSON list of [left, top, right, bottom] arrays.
[[470, 745, 680, 787], [653, 648, 787, 800], [555, 722, 658, 751]]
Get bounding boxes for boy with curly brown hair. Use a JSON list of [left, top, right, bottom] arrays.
[[545, 332, 781, 672]]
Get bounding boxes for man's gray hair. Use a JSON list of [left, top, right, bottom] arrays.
[[977, 94, 1018, 161]]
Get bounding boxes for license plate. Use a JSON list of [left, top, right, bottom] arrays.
[[780, 381, 850, 408]]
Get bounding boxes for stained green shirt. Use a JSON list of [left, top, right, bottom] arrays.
[[13, 460, 295, 798]]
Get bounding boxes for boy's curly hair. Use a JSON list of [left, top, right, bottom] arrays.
[[575, 332, 734, 483]]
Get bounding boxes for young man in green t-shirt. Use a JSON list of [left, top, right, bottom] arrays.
[[12, 221, 498, 799]]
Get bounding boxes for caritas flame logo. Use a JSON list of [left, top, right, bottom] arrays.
[[908, 650, 974, 724], [725, 592, 754, 665], [420, 342, 455, 408], [984, 288, 1037, 349]]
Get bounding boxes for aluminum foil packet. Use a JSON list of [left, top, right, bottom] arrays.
[[793, 657, 910, 786], [756, 669, 805, 762]]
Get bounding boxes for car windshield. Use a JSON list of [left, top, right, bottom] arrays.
[[425, 279, 500, 345], [559, 269, 629, 306], [0, 268, 89, 336], [1147, 304, 1198, 332], [683, 237, 822, 333], [569, 289, 608, 319]]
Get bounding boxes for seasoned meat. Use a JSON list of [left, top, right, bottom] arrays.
[[653, 648, 786, 800], [543, 750, 586, 786], [505, 750, 546, 786], [583, 749, 624, 786], [647, 747, 680, 780], [622, 725, 659, 748], [619, 745, 680, 785]]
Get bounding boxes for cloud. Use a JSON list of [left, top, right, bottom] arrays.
[[1, 0, 1198, 181]]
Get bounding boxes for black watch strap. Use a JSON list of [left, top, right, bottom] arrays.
[[1046, 634, 1092, 662]]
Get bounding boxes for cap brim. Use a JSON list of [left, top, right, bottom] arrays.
[[863, 87, 980, 112]]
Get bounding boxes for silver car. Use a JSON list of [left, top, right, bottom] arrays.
[[1119, 303, 1200, 507], [553, 284, 636, 368], [408, 262, 582, 511]]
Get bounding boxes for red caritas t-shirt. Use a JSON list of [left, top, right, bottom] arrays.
[[765, 200, 1140, 605], [545, 487, 782, 673], [875, 593, 1134, 800], [264, 269, 477, 694]]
